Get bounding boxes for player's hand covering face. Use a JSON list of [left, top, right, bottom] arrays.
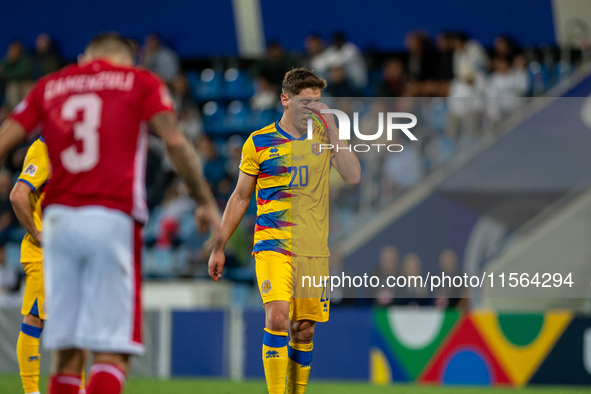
[[289, 88, 322, 133], [305, 101, 339, 138]]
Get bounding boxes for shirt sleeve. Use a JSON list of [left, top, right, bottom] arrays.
[[9, 82, 44, 133], [142, 72, 175, 121], [17, 143, 50, 191], [239, 135, 260, 176]]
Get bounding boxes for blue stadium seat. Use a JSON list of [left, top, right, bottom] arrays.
[[223, 100, 251, 133], [186, 71, 201, 101], [196, 68, 223, 101], [528, 61, 550, 95], [224, 68, 255, 100], [363, 68, 382, 96], [555, 60, 573, 84], [5, 242, 22, 269], [249, 108, 280, 130], [202, 101, 226, 134]]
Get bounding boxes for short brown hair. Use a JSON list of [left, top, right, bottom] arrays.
[[282, 68, 327, 96], [85, 32, 135, 59]]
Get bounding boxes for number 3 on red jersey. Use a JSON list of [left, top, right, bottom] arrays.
[[60, 93, 102, 173]]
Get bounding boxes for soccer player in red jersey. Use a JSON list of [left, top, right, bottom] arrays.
[[0, 33, 220, 394]]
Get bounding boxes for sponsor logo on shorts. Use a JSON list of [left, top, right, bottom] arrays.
[[28, 355, 39, 362], [265, 350, 279, 359], [261, 279, 272, 294], [23, 164, 38, 176]]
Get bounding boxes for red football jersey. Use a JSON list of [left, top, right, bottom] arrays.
[[10, 60, 174, 223]]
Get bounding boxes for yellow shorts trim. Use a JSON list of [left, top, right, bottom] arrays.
[[21, 261, 46, 320], [255, 251, 330, 322]]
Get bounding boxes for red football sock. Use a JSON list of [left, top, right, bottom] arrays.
[[50, 374, 82, 394], [87, 363, 126, 394]]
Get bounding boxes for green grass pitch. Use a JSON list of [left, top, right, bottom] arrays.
[[1, 374, 589, 393]]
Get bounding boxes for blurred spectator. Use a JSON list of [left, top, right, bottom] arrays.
[[250, 77, 278, 111], [170, 74, 203, 141], [393, 253, 430, 305], [492, 35, 519, 61], [311, 32, 367, 89], [178, 107, 203, 142], [253, 41, 295, 88], [225, 134, 244, 182], [0, 171, 17, 244], [421, 133, 454, 173], [170, 74, 194, 112], [1, 40, 33, 108], [434, 249, 467, 308], [223, 219, 251, 269], [447, 69, 486, 139], [0, 243, 19, 294], [195, 135, 228, 195], [435, 32, 455, 82], [383, 134, 421, 191], [452, 33, 488, 80], [146, 136, 176, 210], [405, 31, 437, 82], [377, 59, 406, 97], [512, 54, 530, 95], [304, 34, 326, 71], [32, 33, 62, 79], [156, 181, 195, 248], [371, 245, 399, 305], [325, 66, 359, 97], [486, 56, 527, 121], [141, 34, 180, 83]]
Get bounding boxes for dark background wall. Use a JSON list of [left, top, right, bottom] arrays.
[[3, 0, 555, 59]]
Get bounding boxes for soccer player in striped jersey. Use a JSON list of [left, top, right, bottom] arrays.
[[10, 138, 86, 394], [208, 68, 360, 393]]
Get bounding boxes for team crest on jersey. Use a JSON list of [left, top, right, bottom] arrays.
[[23, 164, 38, 176], [311, 143, 322, 156], [261, 279, 272, 294]]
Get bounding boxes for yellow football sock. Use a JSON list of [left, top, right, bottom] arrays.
[[262, 328, 288, 394], [287, 341, 313, 394], [17, 323, 43, 394]]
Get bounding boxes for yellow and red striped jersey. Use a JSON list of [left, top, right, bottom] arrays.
[[17, 138, 50, 262], [239, 121, 333, 257]]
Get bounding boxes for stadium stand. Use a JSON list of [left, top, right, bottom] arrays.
[[0, 29, 588, 285]]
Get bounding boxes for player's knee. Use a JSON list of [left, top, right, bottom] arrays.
[[291, 320, 315, 343], [94, 352, 130, 375], [23, 314, 43, 328], [265, 304, 289, 332], [266, 312, 289, 332], [55, 349, 86, 375]]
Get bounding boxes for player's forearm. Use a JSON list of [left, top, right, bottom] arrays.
[[0, 119, 27, 163], [213, 193, 250, 251], [165, 134, 216, 207], [9, 192, 39, 241]]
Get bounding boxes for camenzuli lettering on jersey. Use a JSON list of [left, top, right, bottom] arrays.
[[44, 71, 135, 100]]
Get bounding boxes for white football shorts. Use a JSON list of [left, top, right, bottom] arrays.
[[43, 205, 144, 355]]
